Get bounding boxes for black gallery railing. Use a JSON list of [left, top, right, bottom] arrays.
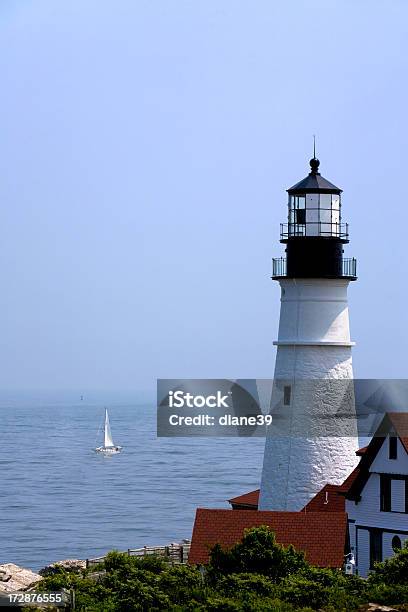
[[272, 257, 357, 278], [280, 222, 349, 240]]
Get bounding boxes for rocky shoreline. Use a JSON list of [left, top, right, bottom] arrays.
[[0, 559, 85, 594]]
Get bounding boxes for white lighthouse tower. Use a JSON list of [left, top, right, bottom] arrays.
[[259, 155, 360, 511]]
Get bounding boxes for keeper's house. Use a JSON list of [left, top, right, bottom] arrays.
[[189, 413, 408, 577]]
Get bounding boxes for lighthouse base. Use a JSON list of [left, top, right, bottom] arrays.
[[258, 435, 359, 511]]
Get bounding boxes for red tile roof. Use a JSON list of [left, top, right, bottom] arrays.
[[228, 489, 259, 509], [300, 464, 360, 510], [189, 508, 348, 568], [302, 484, 345, 512], [356, 446, 368, 456], [228, 464, 360, 512], [338, 465, 361, 492]]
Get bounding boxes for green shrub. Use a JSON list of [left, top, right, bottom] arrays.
[[132, 554, 167, 574], [365, 583, 408, 605], [102, 550, 166, 575], [278, 575, 330, 609], [200, 596, 243, 611], [216, 572, 277, 598], [157, 564, 203, 604], [368, 539, 408, 586], [208, 526, 308, 581], [113, 578, 171, 611]]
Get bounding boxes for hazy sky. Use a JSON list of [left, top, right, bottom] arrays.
[[1, 0, 407, 394]]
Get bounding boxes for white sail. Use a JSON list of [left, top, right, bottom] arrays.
[[104, 409, 114, 448]]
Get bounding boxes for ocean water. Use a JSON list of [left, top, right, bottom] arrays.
[[0, 393, 264, 571]]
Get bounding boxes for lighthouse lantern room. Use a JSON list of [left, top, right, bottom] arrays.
[[272, 156, 356, 280]]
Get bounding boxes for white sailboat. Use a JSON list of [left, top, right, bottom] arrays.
[[95, 408, 122, 454]]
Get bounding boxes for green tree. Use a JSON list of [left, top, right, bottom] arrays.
[[208, 526, 308, 581]]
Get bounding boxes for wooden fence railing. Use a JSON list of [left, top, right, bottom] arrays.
[[86, 543, 191, 569]]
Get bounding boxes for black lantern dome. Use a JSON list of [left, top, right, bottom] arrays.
[[287, 157, 341, 194], [272, 157, 357, 280]]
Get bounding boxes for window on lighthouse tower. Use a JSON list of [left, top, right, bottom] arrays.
[[288, 193, 341, 238]]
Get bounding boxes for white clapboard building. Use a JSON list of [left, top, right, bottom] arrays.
[[225, 413, 408, 577], [345, 413, 408, 576]]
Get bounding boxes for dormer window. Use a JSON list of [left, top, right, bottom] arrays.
[[389, 436, 397, 460]]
